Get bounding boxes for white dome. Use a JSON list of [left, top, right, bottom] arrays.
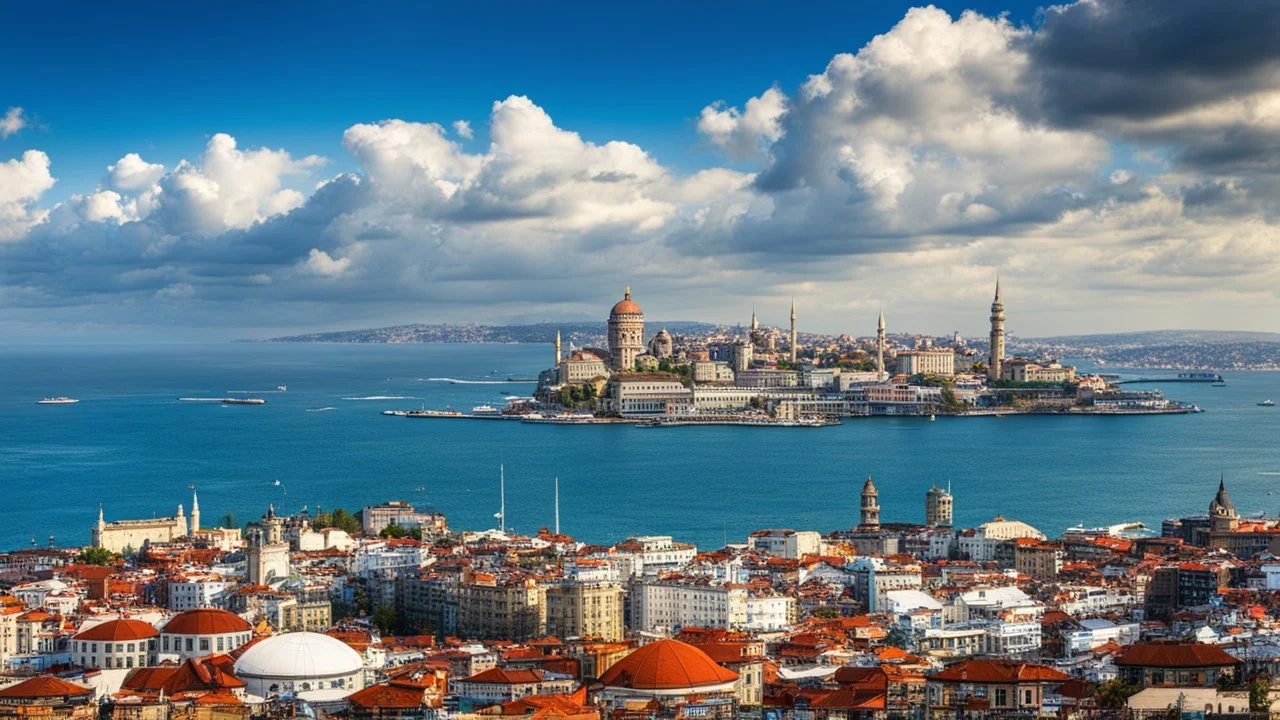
[[234, 632, 363, 680]]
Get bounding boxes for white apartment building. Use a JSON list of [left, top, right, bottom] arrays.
[[1063, 619, 1141, 655], [613, 536, 697, 578], [630, 580, 747, 634], [167, 574, 233, 611], [748, 529, 822, 560], [896, 349, 956, 376]]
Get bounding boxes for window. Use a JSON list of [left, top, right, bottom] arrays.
[[162, 637, 169, 651], [127, 643, 135, 652], [200, 638, 209, 651], [1025, 690, 1033, 705], [217, 637, 224, 651], [186, 638, 194, 651], [995, 689, 1007, 706]]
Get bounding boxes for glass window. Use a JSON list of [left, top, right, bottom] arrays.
[[127, 643, 135, 652], [200, 638, 209, 651], [186, 638, 194, 651], [217, 637, 224, 651]]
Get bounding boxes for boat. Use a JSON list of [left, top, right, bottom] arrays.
[[929, 414, 936, 422], [36, 397, 79, 404], [405, 409, 464, 418], [277, 385, 288, 392], [222, 397, 266, 405], [1260, 400, 1276, 407], [381, 410, 409, 416], [471, 404, 503, 416], [272, 479, 281, 487]]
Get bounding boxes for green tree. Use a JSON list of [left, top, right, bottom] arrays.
[[1095, 679, 1141, 709], [1250, 675, 1272, 710], [220, 512, 237, 529], [380, 523, 407, 539], [75, 546, 115, 565], [121, 544, 136, 560], [314, 508, 361, 535], [372, 606, 398, 636]]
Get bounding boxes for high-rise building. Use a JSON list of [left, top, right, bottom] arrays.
[[860, 476, 880, 530], [544, 582, 625, 642], [925, 483, 953, 528], [607, 287, 645, 371], [789, 298, 797, 364], [988, 277, 1005, 382]]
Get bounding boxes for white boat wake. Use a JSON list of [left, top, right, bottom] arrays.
[[306, 407, 337, 412], [422, 377, 531, 384], [342, 395, 418, 401]]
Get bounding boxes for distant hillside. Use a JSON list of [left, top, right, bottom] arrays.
[[1017, 330, 1280, 371], [259, 321, 717, 345], [1028, 329, 1280, 346]]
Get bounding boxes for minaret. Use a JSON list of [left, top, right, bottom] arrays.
[[860, 475, 880, 530], [554, 477, 560, 535], [98, 504, 105, 530], [988, 276, 1005, 382], [751, 305, 759, 332], [499, 463, 506, 534], [554, 330, 562, 366], [789, 298, 798, 364], [876, 308, 886, 381], [190, 489, 200, 535]]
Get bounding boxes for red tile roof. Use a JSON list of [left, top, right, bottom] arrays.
[[74, 618, 158, 642], [161, 608, 251, 636], [599, 639, 739, 691], [0, 676, 93, 699], [461, 668, 546, 685], [1114, 642, 1239, 668], [930, 659, 1070, 684]]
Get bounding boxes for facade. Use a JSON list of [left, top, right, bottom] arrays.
[[71, 618, 158, 670], [648, 329, 673, 359], [452, 668, 575, 705], [597, 639, 740, 720], [605, 375, 691, 416], [747, 530, 821, 560], [630, 580, 747, 634], [860, 476, 880, 530], [92, 494, 196, 553], [357, 501, 448, 536], [607, 288, 645, 371], [988, 278, 1005, 382], [896, 349, 955, 377], [455, 574, 545, 641], [1115, 642, 1238, 688], [1001, 359, 1075, 383], [558, 351, 609, 385], [246, 506, 290, 586], [692, 361, 735, 384], [167, 573, 232, 611], [159, 608, 253, 661], [924, 484, 953, 528], [544, 582, 625, 642], [926, 659, 1069, 718]]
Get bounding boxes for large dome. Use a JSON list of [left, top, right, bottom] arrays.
[[610, 288, 643, 317], [233, 632, 363, 680], [163, 608, 252, 635], [600, 639, 738, 691]]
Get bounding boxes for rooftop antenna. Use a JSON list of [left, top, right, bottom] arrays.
[[554, 477, 560, 536]]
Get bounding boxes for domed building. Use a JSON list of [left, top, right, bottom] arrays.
[[232, 632, 365, 700], [160, 608, 253, 660], [597, 639, 739, 719], [72, 618, 158, 670], [607, 288, 645, 371]]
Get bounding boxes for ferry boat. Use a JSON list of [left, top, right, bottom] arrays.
[[381, 410, 409, 416], [222, 397, 266, 405], [471, 404, 503, 416], [405, 409, 464, 418], [1260, 400, 1276, 407], [37, 397, 79, 404]]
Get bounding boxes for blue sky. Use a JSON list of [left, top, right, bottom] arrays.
[[3, 1, 1279, 339]]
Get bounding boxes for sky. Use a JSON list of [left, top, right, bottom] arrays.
[[3, 0, 1280, 340]]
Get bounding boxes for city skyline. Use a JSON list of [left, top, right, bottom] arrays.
[[4, 0, 1280, 341]]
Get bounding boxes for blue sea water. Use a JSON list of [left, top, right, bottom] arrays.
[[3, 342, 1280, 553]]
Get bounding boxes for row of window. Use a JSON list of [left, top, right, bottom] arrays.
[[77, 640, 155, 653]]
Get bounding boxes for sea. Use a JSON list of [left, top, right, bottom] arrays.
[[3, 342, 1280, 554]]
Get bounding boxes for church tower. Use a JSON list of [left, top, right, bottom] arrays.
[[246, 504, 290, 585], [876, 309, 886, 381], [988, 276, 1005, 382], [190, 489, 200, 535], [860, 476, 880, 530], [789, 298, 798, 364], [1209, 476, 1239, 533]]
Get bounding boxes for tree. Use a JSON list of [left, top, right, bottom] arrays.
[[314, 507, 361, 535], [372, 606, 398, 636], [380, 523, 407, 539], [220, 512, 237, 529], [1095, 679, 1140, 709], [1250, 675, 1272, 711], [75, 546, 115, 565]]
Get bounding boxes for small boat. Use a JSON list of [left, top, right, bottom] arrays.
[[929, 414, 936, 422], [37, 397, 79, 404], [471, 404, 502, 416], [272, 479, 281, 486], [1260, 400, 1275, 407], [277, 385, 288, 391], [222, 397, 266, 405]]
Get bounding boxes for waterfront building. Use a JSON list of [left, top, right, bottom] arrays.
[[692, 360, 735, 384], [356, 501, 447, 536], [988, 277, 1005, 382], [691, 385, 761, 412], [860, 476, 880, 531], [734, 368, 799, 388], [233, 631, 365, 698], [603, 374, 691, 416], [558, 350, 608, 385], [597, 639, 740, 720], [245, 505, 290, 586], [544, 582, 625, 642], [924, 484, 953, 528], [159, 607, 253, 661], [896, 349, 955, 377], [92, 492, 198, 553], [607, 288, 645, 371], [1001, 358, 1075, 383], [71, 618, 158, 670]]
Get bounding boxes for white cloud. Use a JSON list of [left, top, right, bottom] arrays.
[[107, 153, 165, 192], [0, 107, 26, 139], [0, 149, 55, 240], [697, 86, 787, 159], [452, 120, 474, 139], [302, 248, 351, 277]]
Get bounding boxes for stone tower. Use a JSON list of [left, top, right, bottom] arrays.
[[607, 287, 645, 371], [246, 504, 290, 585], [876, 309, 886, 381], [860, 475, 880, 530], [1209, 476, 1239, 533], [925, 483, 953, 528], [190, 489, 200, 535], [988, 276, 1005, 382], [789, 298, 798, 364]]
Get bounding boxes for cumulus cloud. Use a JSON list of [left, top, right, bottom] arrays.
[[0, 150, 55, 240], [697, 86, 787, 159], [452, 120, 474, 139], [302, 248, 351, 277], [106, 153, 165, 192], [0, 107, 26, 139]]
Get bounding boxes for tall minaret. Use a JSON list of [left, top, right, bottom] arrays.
[[789, 298, 798, 364], [876, 308, 886, 381], [554, 330, 562, 366], [751, 305, 759, 332], [860, 475, 880, 530], [988, 276, 1005, 382], [190, 489, 200, 535], [554, 477, 560, 536]]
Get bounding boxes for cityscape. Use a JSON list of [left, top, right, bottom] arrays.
[[6, 1, 1280, 719]]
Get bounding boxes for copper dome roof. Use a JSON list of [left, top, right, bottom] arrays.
[[599, 639, 739, 690]]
